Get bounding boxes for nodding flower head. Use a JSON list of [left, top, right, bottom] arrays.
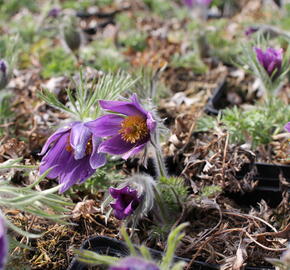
[[183, 0, 212, 7], [39, 121, 106, 193], [245, 27, 258, 36], [85, 94, 157, 160], [48, 7, 61, 18], [109, 257, 160, 270], [106, 174, 156, 221], [255, 47, 283, 78], [0, 60, 8, 90], [109, 186, 141, 220], [0, 215, 7, 270]]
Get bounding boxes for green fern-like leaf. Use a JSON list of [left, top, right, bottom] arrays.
[[158, 176, 188, 212]]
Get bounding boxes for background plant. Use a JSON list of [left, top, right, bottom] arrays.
[[39, 70, 136, 121], [196, 97, 290, 149], [238, 35, 290, 94], [74, 223, 188, 270], [0, 158, 72, 238]]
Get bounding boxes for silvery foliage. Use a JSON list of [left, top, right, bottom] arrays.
[[0, 158, 71, 238], [39, 70, 137, 121]]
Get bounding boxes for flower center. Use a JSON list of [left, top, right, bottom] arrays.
[[66, 135, 93, 155], [85, 138, 93, 155], [119, 115, 148, 144]]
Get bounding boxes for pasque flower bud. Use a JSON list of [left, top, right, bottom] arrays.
[[61, 16, 81, 52]]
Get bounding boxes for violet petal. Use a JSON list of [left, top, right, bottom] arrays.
[[39, 133, 71, 178], [284, 122, 290, 133], [90, 135, 106, 169], [70, 122, 91, 160], [0, 216, 7, 270], [85, 114, 123, 137], [109, 257, 160, 270], [39, 126, 71, 156], [121, 142, 147, 160], [99, 98, 146, 117], [98, 135, 134, 155]]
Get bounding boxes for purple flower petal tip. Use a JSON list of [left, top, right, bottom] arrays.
[[39, 121, 106, 192], [109, 257, 159, 270], [0, 216, 7, 270], [245, 27, 259, 36], [0, 60, 7, 75], [48, 7, 61, 17], [183, 0, 212, 7], [284, 122, 290, 133], [109, 186, 141, 220]]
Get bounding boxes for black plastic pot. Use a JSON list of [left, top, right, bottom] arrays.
[[236, 163, 290, 193], [204, 77, 258, 116], [229, 162, 290, 208], [66, 236, 219, 270], [125, 157, 289, 207], [67, 236, 274, 270], [76, 10, 120, 19], [204, 78, 227, 116]]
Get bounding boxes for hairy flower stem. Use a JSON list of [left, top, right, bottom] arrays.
[[152, 132, 167, 178], [151, 131, 169, 223]]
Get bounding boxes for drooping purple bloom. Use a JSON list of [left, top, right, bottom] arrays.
[[85, 94, 156, 160], [48, 7, 61, 18], [284, 122, 290, 133], [109, 257, 159, 270], [0, 60, 7, 75], [255, 47, 283, 78], [183, 0, 212, 8], [245, 27, 259, 36], [39, 121, 106, 193], [0, 216, 7, 270], [0, 59, 8, 90], [109, 186, 141, 220]]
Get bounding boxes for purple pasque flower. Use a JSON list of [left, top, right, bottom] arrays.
[[245, 27, 259, 36], [39, 121, 106, 193], [0, 60, 7, 75], [109, 186, 141, 220], [85, 94, 156, 160], [0, 216, 7, 270], [48, 7, 61, 18], [183, 0, 212, 8], [109, 257, 159, 270], [255, 47, 283, 78], [0, 59, 8, 90], [284, 122, 290, 133]]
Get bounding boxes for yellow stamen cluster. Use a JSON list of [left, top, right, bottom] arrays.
[[119, 115, 148, 144], [66, 134, 93, 155], [85, 138, 93, 155], [66, 135, 73, 152]]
